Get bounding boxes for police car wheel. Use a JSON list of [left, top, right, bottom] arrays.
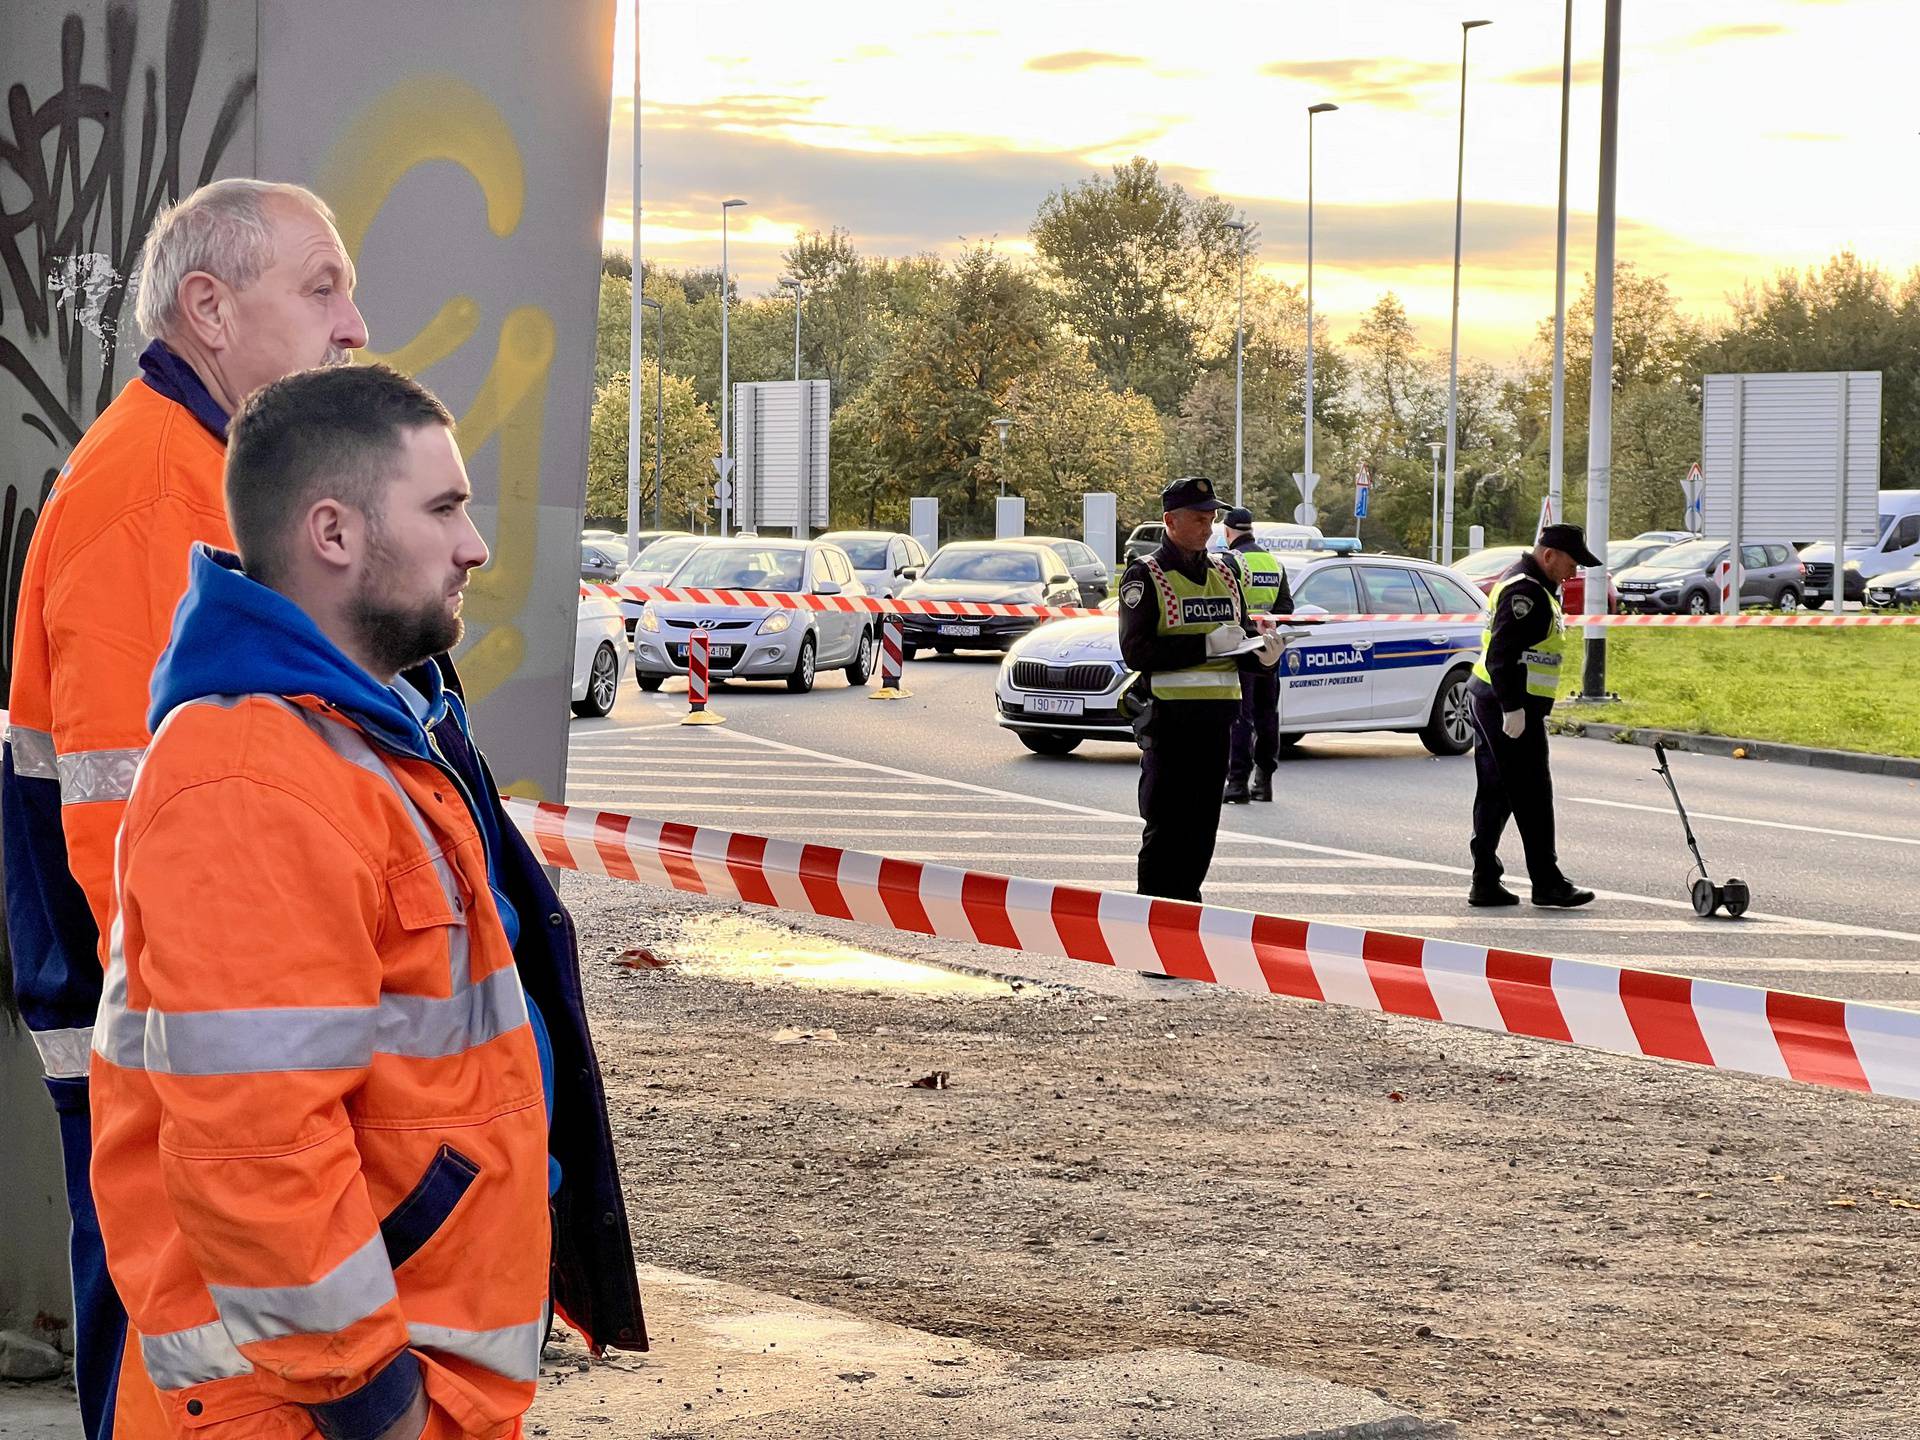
[[1017, 731, 1081, 756], [572, 643, 619, 718], [1419, 669, 1475, 757], [637, 673, 664, 692]]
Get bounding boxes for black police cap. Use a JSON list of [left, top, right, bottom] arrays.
[[1222, 507, 1255, 529], [1538, 523, 1603, 568], [1162, 476, 1228, 512]]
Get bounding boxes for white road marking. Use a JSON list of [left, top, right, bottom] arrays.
[[1571, 796, 1920, 847]]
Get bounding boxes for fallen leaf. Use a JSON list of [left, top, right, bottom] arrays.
[[1826, 1197, 1858, 1209], [1889, 1198, 1920, 1211], [613, 947, 668, 970], [1387, 1091, 1406, 1103]]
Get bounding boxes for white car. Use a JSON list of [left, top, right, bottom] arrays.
[[631, 538, 875, 694], [818, 529, 930, 599], [573, 592, 630, 717], [994, 553, 1490, 757]]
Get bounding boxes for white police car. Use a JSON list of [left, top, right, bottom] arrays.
[[994, 552, 1489, 757]]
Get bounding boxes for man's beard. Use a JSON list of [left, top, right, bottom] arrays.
[[348, 535, 464, 677]]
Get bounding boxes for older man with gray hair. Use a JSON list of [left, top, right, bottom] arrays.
[[3, 178, 367, 1440]]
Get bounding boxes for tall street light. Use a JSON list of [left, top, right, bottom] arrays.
[[779, 277, 805, 381], [1580, 0, 1624, 700], [639, 295, 664, 529], [1442, 18, 1492, 566], [624, 7, 645, 555], [718, 197, 746, 537], [1223, 218, 1249, 508], [1548, 0, 1574, 526], [1305, 103, 1337, 506]]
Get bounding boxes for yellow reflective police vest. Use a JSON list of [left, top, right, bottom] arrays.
[[1142, 554, 1243, 701], [1471, 573, 1565, 700], [1235, 545, 1284, 612]]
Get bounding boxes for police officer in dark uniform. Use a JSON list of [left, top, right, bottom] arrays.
[[1219, 507, 1294, 804], [1119, 478, 1284, 902], [1465, 522, 1601, 908]]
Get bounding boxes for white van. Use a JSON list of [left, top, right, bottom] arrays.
[[1797, 490, 1920, 606], [1208, 520, 1328, 553]]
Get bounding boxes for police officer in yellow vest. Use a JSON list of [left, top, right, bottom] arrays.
[[1465, 522, 1602, 908], [1220, 507, 1294, 804], [1119, 478, 1285, 902]]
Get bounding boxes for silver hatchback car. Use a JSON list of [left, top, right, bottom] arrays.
[[630, 538, 875, 694]]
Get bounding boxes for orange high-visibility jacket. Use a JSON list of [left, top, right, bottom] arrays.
[[92, 689, 551, 1440], [6, 372, 232, 1076]]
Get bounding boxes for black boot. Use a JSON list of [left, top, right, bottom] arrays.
[[1250, 769, 1274, 802], [1468, 878, 1519, 907], [1223, 778, 1251, 804], [1532, 879, 1596, 908]]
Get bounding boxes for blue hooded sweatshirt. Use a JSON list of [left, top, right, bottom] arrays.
[[149, 547, 557, 1189]]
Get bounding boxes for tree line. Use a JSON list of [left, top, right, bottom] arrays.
[[586, 156, 1920, 553]]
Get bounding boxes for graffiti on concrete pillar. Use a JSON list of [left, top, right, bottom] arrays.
[[0, 0, 256, 703]]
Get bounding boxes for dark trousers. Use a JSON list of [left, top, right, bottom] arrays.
[[1466, 682, 1565, 891], [47, 1076, 127, 1440], [1137, 699, 1237, 903], [1227, 666, 1279, 787]]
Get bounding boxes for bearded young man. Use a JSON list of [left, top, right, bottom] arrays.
[[88, 364, 641, 1440]]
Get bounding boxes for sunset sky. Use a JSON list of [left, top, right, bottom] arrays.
[[605, 0, 1918, 365]]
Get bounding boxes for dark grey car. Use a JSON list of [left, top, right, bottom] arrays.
[[1015, 536, 1110, 606], [1614, 538, 1807, 614]]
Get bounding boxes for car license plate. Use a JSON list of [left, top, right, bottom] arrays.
[[937, 623, 981, 636], [1023, 694, 1084, 716], [674, 643, 737, 662]]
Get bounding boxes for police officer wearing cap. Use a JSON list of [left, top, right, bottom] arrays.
[[1465, 522, 1601, 908], [1219, 507, 1294, 804], [1119, 478, 1285, 902]]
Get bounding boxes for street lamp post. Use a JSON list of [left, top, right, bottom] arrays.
[[1548, 0, 1574, 527], [1442, 18, 1492, 567], [1305, 103, 1337, 506], [1581, 0, 1625, 700], [639, 295, 664, 529], [1223, 219, 1249, 508], [718, 197, 746, 537], [1428, 441, 1443, 562], [992, 417, 1012, 498], [779, 277, 804, 381], [624, 10, 644, 556]]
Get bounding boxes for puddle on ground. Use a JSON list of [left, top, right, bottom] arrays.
[[669, 913, 1013, 996]]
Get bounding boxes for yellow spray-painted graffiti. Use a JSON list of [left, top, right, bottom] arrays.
[[318, 74, 559, 777]]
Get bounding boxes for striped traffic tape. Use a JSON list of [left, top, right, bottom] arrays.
[[507, 798, 1920, 1103], [587, 582, 1920, 628]]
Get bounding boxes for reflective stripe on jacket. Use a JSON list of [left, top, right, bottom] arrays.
[[1472, 574, 1565, 701], [1141, 555, 1243, 702], [91, 692, 550, 1440], [1234, 546, 1285, 613]]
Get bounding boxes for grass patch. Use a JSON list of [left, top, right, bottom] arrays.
[[1556, 628, 1920, 757]]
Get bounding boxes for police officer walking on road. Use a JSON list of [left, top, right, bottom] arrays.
[[1120, 478, 1284, 902], [1219, 507, 1294, 804], [1465, 522, 1601, 909]]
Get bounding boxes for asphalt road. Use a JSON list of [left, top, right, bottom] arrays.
[[566, 651, 1920, 1007]]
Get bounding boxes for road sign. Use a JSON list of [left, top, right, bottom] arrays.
[[1682, 461, 1705, 534], [712, 455, 735, 479], [1535, 495, 1555, 542], [714, 478, 734, 504], [1293, 502, 1318, 526], [1353, 464, 1371, 520], [1292, 471, 1320, 503]]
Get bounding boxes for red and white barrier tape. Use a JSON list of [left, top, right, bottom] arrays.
[[586, 582, 1919, 628], [507, 797, 1920, 1103]]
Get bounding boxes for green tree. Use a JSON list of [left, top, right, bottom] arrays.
[[1030, 156, 1239, 413], [856, 244, 1051, 536], [585, 362, 722, 531], [997, 345, 1166, 533], [780, 228, 944, 408], [1700, 251, 1920, 483]]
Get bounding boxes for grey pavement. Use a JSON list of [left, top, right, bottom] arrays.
[[564, 654, 1920, 1008]]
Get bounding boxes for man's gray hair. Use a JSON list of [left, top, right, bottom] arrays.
[[134, 179, 336, 341]]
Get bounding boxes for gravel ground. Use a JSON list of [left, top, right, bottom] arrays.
[[562, 873, 1920, 1439]]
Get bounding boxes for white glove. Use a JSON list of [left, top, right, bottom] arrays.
[[1502, 709, 1526, 739], [1204, 624, 1244, 657], [1254, 632, 1284, 668]]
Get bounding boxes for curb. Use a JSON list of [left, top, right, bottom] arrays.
[[1548, 717, 1920, 780]]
